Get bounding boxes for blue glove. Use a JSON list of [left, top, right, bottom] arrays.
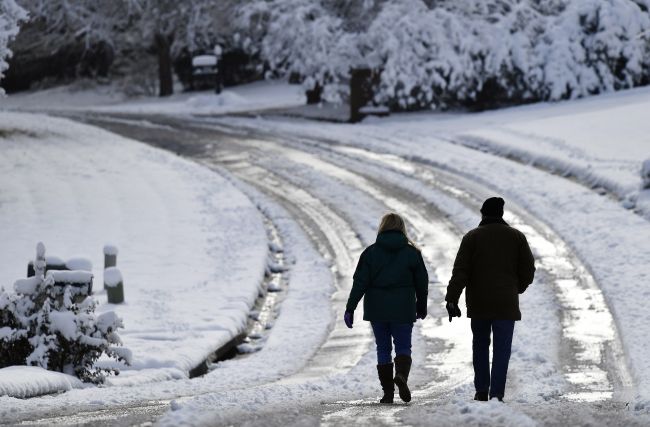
[[344, 311, 354, 328]]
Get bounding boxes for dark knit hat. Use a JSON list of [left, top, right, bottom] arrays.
[[480, 197, 505, 217]]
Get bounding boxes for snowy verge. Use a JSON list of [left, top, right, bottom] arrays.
[[384, 86, 650, 218], [0, 366, 83, 398], [0, 163, 336, 423], [1, 80, 305, 116], [0, 112, 268, 386], [192, 170, 336, 384]]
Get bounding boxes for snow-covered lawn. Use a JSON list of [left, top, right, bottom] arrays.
[[1, 80, 305, 115], [0, 112, 268, 393], [357, 86, 650, 217]]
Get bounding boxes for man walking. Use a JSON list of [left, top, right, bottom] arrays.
[[445, 197, 535, 402]]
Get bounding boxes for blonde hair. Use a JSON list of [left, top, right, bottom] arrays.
[[377, 213, 419, 250]]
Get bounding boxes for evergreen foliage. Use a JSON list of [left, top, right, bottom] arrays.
[[0, 243, 130, 384]]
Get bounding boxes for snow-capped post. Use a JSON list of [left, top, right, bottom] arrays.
[[642, 159, 650, 189], [103, 244, 118, 270], [349, 68, 372, 123], [28, 256, 67, 277], [349, 68, 388, 123], [104, 267, 124, 304], [305, 82, 322, 105], [34, 242, 46, 278]]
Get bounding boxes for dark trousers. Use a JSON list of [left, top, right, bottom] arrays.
[[371, 321, 413, 365], [471, 319, 515, 399]]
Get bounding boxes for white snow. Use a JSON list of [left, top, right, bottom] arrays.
[[103, 244, 118, 256], [65, 257, 92, 272], [0, 112, 268, 389], [0, 366, 83, 398], [1, 80, 306, 116], [49, 311, 78, 340], [103, 267, 122, 287], [14, 276, 41, 295], [47, 270, 93, 285], [45, 256, 65, 266], [96, 311, 121, 334], [192, 55, 217, 67]]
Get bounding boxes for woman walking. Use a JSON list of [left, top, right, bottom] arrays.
[[344, 213, 429, 404]]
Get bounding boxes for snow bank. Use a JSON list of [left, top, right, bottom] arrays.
[[1, 80, 306, 116], [0, 366, 83, 398], [0, 112, 268, 386], [184, 91, 248, 112]]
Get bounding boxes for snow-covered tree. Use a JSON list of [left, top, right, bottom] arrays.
[[237, 0, 361, 101], [0, 0, 27, 94], [0, 243, 130, 383], [533, 0, 650, 100], [18, 0, 235, 96], [237, 0, 650, 109], [124, 0, 226, 96]]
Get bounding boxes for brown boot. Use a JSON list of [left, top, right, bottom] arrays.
[[394, 355, 412, 403], [377, 363, 394, 404]]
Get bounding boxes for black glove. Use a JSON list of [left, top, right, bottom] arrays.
[[416, 300, 427, 320], [446, 302, 461, 322]]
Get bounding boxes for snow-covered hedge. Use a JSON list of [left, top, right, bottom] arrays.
[[238, 0, 650, 109], [0, 0, 27, 94], [0, 243, 130, 384]]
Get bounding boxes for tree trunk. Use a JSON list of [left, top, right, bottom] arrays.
[[154, 32, 174, 97]]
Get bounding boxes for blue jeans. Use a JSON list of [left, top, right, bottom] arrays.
[[471, 319, 515, 399], [371, 321, 413, 365]]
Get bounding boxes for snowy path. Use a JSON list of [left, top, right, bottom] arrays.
[[6, 112, 640, 426]]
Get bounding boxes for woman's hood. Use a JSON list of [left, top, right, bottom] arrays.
[[376, 230, 408, 251]]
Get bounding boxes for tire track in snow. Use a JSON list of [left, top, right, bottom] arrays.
[[202, 148, 373, 378], [54, 114, 635, 425], [203, 123, 631, 422], [312, 142, 633, 402]]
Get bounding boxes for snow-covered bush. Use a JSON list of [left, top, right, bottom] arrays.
[[0, 243, 130, 384], [237, 0, 650, 109], [0, 0, 27, 94], [237, 0, 360, 102], [362, 0, 479, 110], [533, 0, 650, 100]]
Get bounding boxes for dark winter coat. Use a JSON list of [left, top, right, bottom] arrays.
[[346, 230, 428, 323], [445, 218, 535, 321]]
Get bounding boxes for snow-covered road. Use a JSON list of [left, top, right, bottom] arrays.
[[7, 111, 644, 426]]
